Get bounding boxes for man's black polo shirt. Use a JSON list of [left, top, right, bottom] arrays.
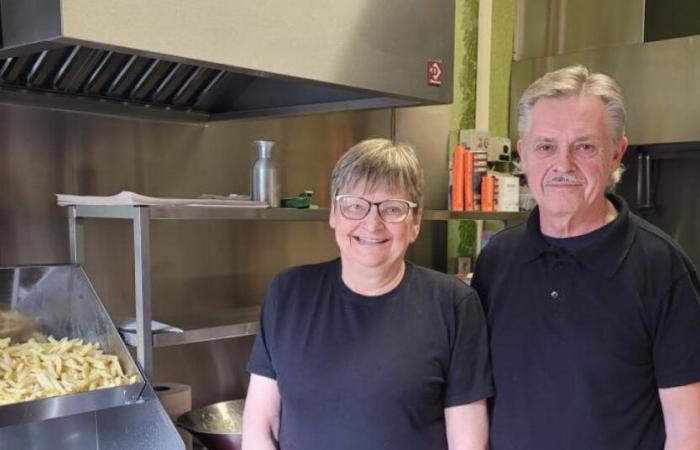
[[472, 194, 700, 450]]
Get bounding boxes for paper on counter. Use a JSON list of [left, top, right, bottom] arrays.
[[56, 191, 268, 208]]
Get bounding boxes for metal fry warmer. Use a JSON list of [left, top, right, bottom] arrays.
[[0, 264, 183, 450]]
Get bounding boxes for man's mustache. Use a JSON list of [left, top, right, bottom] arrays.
[[544, 173, 585, 185]]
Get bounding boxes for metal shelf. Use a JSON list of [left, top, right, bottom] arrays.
[[72, 204, 530, 222], [67, 203, 530, 378], [422, 210, 529, 221], [120, 306, 260, 348]]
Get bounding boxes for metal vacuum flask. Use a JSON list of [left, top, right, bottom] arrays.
[[251, 140, 280, 207]]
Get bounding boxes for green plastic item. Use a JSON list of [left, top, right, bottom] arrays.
[[281, 191, 314, 208]]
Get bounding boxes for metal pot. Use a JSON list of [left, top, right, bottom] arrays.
[[176, 399, 245, 450]]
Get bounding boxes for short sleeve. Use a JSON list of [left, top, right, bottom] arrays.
[[444, 286, 494, 407], [246, 276, 280, 379], [653, 271, 700, 388], [471, 249, 492, 314]]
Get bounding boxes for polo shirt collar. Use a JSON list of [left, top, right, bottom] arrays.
[[519, 193, 635, 278]]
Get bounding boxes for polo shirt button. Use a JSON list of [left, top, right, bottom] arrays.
[[550, 291, 559, 300]]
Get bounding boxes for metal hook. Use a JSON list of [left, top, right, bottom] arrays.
[[636, 152, 654, 209]]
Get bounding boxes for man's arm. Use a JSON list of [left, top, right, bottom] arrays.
[[445, 399, 489, 450], [659, 381, 700, 450], [242, 374, 281, 450]]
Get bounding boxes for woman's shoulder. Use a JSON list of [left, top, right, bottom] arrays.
[[409, 263, 477, 299], [274, 258, 339, 285]]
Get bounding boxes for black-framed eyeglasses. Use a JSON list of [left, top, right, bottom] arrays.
[[334, 194, 418, 223]]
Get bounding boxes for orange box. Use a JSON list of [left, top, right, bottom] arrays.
[[481, 175, 495, 212], [463, 148, 474, 211], [450, 145, 465, 211]]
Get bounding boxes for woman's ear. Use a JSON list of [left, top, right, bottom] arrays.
[[409, 211, 422, 243], [329, 203, 336, 229]]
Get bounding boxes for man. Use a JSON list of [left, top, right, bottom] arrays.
[[472, 65, 700, 449]]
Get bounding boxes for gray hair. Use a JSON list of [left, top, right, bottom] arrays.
[[331, 138, 425, 210], [518, 65, 627, 187]]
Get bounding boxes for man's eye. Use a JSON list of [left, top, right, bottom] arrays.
[[576, 143, 597, 154], [535, 144, 554, 153]]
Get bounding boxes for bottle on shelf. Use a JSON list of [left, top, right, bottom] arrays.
[[251, 140, 281, 207]]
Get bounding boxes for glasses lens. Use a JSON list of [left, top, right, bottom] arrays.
[[378, 200, 410, 223], [339, 196, 370, 219]]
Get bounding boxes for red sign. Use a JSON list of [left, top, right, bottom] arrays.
[[427, 59, 443, 86]]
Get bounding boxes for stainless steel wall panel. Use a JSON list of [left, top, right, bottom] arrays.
[[617, 153, 700, 268], [514, 0, 644, 60], [0, 101, 404, 407], [395, 104, 452, 271]]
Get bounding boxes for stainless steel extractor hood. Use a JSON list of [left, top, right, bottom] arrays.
[[510, 35, 700, 146], [509, 0, 700, 146], [0, 0, 454, 122]]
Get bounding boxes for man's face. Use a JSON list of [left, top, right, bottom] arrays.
[[517, 96, 628, 222]]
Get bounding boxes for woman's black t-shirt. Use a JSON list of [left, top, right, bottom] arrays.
[[247, 258, 493, 450]]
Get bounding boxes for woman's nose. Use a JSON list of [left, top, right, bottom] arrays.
[[362, 205, 384, 229]]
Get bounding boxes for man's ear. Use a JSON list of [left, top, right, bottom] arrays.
[[516, 139, 527, 172], [613, 136, 629, 166]]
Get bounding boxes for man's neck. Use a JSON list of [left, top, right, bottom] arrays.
[[540, 199, 618, 238]]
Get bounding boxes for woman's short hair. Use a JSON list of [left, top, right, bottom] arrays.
[[517, 65, 627, 187], [331, 138, 425, 210]]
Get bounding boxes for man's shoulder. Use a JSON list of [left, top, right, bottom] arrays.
[[628, 214, 696, 273], [632, 214, 683, 250], [482, 220, 528, 255]]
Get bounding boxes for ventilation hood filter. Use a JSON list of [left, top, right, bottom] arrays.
[[0, 0, 454, 122]]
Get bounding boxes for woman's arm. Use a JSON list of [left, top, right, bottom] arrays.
[[445, 399, 489, 450], [242, 374, 282, 450]]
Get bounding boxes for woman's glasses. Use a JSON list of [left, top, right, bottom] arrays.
[[335, 195, 417, 223]]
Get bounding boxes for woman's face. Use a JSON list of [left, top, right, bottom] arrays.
[[329, 182, 421, 276]]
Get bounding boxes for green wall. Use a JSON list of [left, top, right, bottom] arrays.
[[489, 0, 515, 137], [447, 0, 515, 273]]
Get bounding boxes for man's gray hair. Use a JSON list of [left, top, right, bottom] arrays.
[[518, 65, 627, 187], [331, 138, 425, 210]]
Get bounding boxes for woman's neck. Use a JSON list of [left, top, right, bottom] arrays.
[[341, 260, 405, 296]]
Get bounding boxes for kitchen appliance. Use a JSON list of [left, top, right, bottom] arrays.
[[177, 399, 245, 450], [0, 264, 183, 449], [0, 0, 454, 122]]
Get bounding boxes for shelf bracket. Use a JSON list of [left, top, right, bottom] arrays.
[[68, 206, 84, 264], [132, 207, 153, 378]]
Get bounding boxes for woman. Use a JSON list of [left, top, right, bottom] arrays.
[[243, 138, 492, 450]]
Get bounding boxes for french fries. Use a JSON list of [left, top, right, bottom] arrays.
[[0, 336, 137, 406]]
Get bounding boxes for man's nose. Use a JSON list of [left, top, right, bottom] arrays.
[[555, 148, 576, 171]]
